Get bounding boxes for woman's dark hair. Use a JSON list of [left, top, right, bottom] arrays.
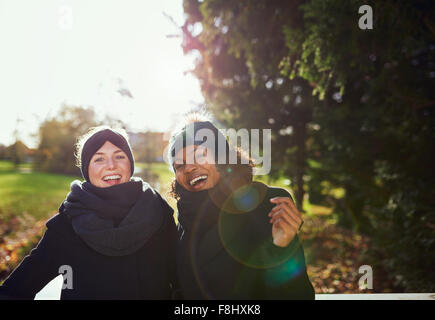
[[170, 145, 255, 200]]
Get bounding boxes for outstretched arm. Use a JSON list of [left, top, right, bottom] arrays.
[[0, 226, 61, 299]]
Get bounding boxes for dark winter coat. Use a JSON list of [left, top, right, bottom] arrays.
[[176, 181, 315, 300], [0, 179, 177, 300]]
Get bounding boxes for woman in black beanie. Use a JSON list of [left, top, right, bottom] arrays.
[[168, 116, 315, 300], [0, 126, 178, 299]]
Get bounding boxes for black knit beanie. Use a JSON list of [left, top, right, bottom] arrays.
[[80, 128, 135, 182], [168, 121, 230, 170]]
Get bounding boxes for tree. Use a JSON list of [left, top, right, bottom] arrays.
[[129, 132, 165, 163], [182, 0, 435, 291], [5, 140, 28, 168], [0, 144, 6, 160], [35, 105, 99, 175], [182, 0, 314, 210], [279, 0, 435, 290]]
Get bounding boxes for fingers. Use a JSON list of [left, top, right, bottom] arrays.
[[269, 203, 295, 218], [270, 199, 305, 248], [269, 197, 299, 216], [268, 198, 302, 225], [270, 196, 295, 207], [270, 211, 302, 228], [272, 218, 297, 247], [270, 210, 300, 230], [273, 218, 293, 234], [273, 210, 299, 227]]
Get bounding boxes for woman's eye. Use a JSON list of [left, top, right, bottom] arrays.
[[116, 155, 126, 160], [94, 157, 104, 162]]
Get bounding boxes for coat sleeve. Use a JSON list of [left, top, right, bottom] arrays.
[[0, 222, 62, 300], [168, 216, 183, 299], [260, 186, 315, 299], [154, 191, 182, 299], [264, 235, 315, 300]]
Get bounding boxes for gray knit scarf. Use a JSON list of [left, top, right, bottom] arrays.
[[59, 177, 173, 256]]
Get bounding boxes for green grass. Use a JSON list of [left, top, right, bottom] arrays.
[[136, 162, 177, 211], [0, 161, 14, 171], [136, 162, 174, 187], [0, 161, 80, 221]]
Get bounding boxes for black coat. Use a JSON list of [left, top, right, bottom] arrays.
[[176, 182, 315, 299], [0, 193, 177, 300]]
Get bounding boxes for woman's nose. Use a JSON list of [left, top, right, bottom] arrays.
[[184, 163, 196, 173], [106, 157, 116, 169]]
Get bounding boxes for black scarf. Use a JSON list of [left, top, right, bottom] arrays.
[[177, 187, 221, 242], [176, 184, 220, 299], [65, 178, 142, 226], [59, 177, 172, 256], [177, 181, 267, 236], [176, 182, 252, 298], [176, 181, 298, 298]]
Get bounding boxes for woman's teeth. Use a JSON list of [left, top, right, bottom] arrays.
[[103, 175, 121, 181], [189, 175, 207, 186]]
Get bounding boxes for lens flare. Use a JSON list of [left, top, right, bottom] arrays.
[[185, 182, 302, 298], [264, 257, 305, 288], [232, 185, 260, 212]]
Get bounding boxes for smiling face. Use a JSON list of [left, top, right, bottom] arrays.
[[174, 145, 221, 192], [88, 141, 131, 188]]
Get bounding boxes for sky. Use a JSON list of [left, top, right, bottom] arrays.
[[0, 0, 204, 148]]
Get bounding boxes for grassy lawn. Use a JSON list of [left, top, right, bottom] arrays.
[[0, 161, 80, 221], [136, 162, 174, 186]]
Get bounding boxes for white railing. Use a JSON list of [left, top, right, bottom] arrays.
[[315, 293, 435, 300], [34, 277, 435, 300]]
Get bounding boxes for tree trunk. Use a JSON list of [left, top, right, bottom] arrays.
[[294, 120, 307, 212]]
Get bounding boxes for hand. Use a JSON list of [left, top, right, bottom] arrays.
[[268, 197, 303, 247]]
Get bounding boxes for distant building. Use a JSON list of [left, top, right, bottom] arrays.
[[128, 131, 167, 163]]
